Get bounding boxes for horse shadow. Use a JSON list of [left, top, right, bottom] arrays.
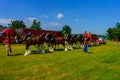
[[11, 53, 23, 56], [54, 49, 64, 51], [73, 47, 80, 49], [86, 52, 93, 54], [31, 50, 53, 54]]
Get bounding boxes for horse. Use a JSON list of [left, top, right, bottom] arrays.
[[45, 33, 56, 52], [54, 36, 65, 50], [15, 33, 24, 44], [78, 35, 84, 48], [71, 35, 81, 48], [64, 34, 73, 51], [17, 33, 46, 56], [44, 33, 67, 51]]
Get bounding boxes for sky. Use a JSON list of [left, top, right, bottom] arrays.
[[0, 0, 120, 35]]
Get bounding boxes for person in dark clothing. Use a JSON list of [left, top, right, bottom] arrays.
[[23, 32, 33, 42]]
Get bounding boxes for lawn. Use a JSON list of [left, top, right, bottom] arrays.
[[0, 41, 120, 80]]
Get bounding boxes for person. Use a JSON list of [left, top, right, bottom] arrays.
[[84, 31, 87, 38], [23, 32, 32, 42], [83, 38, 88, 53], [87, 32, 92, 41], [5, 37, 12, 56]]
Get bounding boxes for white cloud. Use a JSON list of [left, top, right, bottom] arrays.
[[57, 13, 64, 19], [42, 21, 62, 27], [42, 15, 49, 18], [27, 17, 37, 23], [74, 19, 79, 22], [0, 18, 13, 24], [74, 18, 86, 22], [50, 22, 61, 27]]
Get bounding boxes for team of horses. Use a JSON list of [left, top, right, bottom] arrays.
[[16, 33, 98, 56]]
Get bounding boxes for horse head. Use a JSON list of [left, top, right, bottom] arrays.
[[78, 35, 84, 42]]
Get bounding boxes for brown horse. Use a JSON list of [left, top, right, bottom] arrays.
[[17, 33, 46, 56], [45, 33, 66, 51], [44, 33, 56, 52], [24, 35, 46, 56], [54, 36, 65, 50]]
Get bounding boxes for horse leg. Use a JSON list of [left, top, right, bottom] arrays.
[[37, 44, 41, 52], [24, 45, 31, 56], [76, 41, 80, 48], [28, 48, 31, 54], [51, 44, 54, 51], [70, 44, 73, 50], [54, 43, 57, 50], [24, 50, 28, 56], [41, 44, 45, 54], [47, 44, 51, 52], [58, 44, 59, 49], [65, 41, 68, 51], [49, 44, 54, 52]]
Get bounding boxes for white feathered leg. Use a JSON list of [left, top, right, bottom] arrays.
[[24, 48, 31, 56], [65, 41, 68, 51], [28, 48, 31, 54], [41, 45, 45, 54], [65, 45, 68, 51], [24, 50, 28, 56]]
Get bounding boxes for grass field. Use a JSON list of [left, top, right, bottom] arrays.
[[0, 41, 120, 80]]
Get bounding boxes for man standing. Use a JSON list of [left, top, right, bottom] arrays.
[[5, 37, 12, 56], [83, 38, 88, 53], [84, 31, 87, 38]]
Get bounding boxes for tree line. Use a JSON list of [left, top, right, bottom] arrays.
[[1, 19, 120, 40], [107, 22, 120, 40], [0, 19, 71, 36]]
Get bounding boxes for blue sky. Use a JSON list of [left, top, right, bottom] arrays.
[[0, 0, 120, 35]]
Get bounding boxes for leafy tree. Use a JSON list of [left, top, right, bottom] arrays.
[[8, 20, 26, 29], [30, 19, 41, 30], [106, 22, 120, 40], [106, 28, 114, 40], [116, 22, 120, 29], [61, 25, 72, 36]]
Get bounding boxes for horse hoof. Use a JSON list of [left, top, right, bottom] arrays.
[[24, 54, 27, 56], [24, 52, 28, 56], [65, 48, 68, 51]]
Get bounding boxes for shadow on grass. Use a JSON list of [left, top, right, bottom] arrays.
[[11, 53, 23, 56], [54, 49, 64, 51], [83, 52, 93, 54], [31, 50, 53, 54], [87, 52, 93, 54], [73, 47, 80, 49]]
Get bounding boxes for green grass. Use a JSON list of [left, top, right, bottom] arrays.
[[0, 41, 120, 80]]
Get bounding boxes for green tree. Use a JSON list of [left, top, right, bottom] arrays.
[[106, 28, 114, 40], [116, 22, 120, 29], [30, 19, 41, 30], [8, 20, 26, 29], [61, 25, 72, 36], [106, 22, 120, 40]]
